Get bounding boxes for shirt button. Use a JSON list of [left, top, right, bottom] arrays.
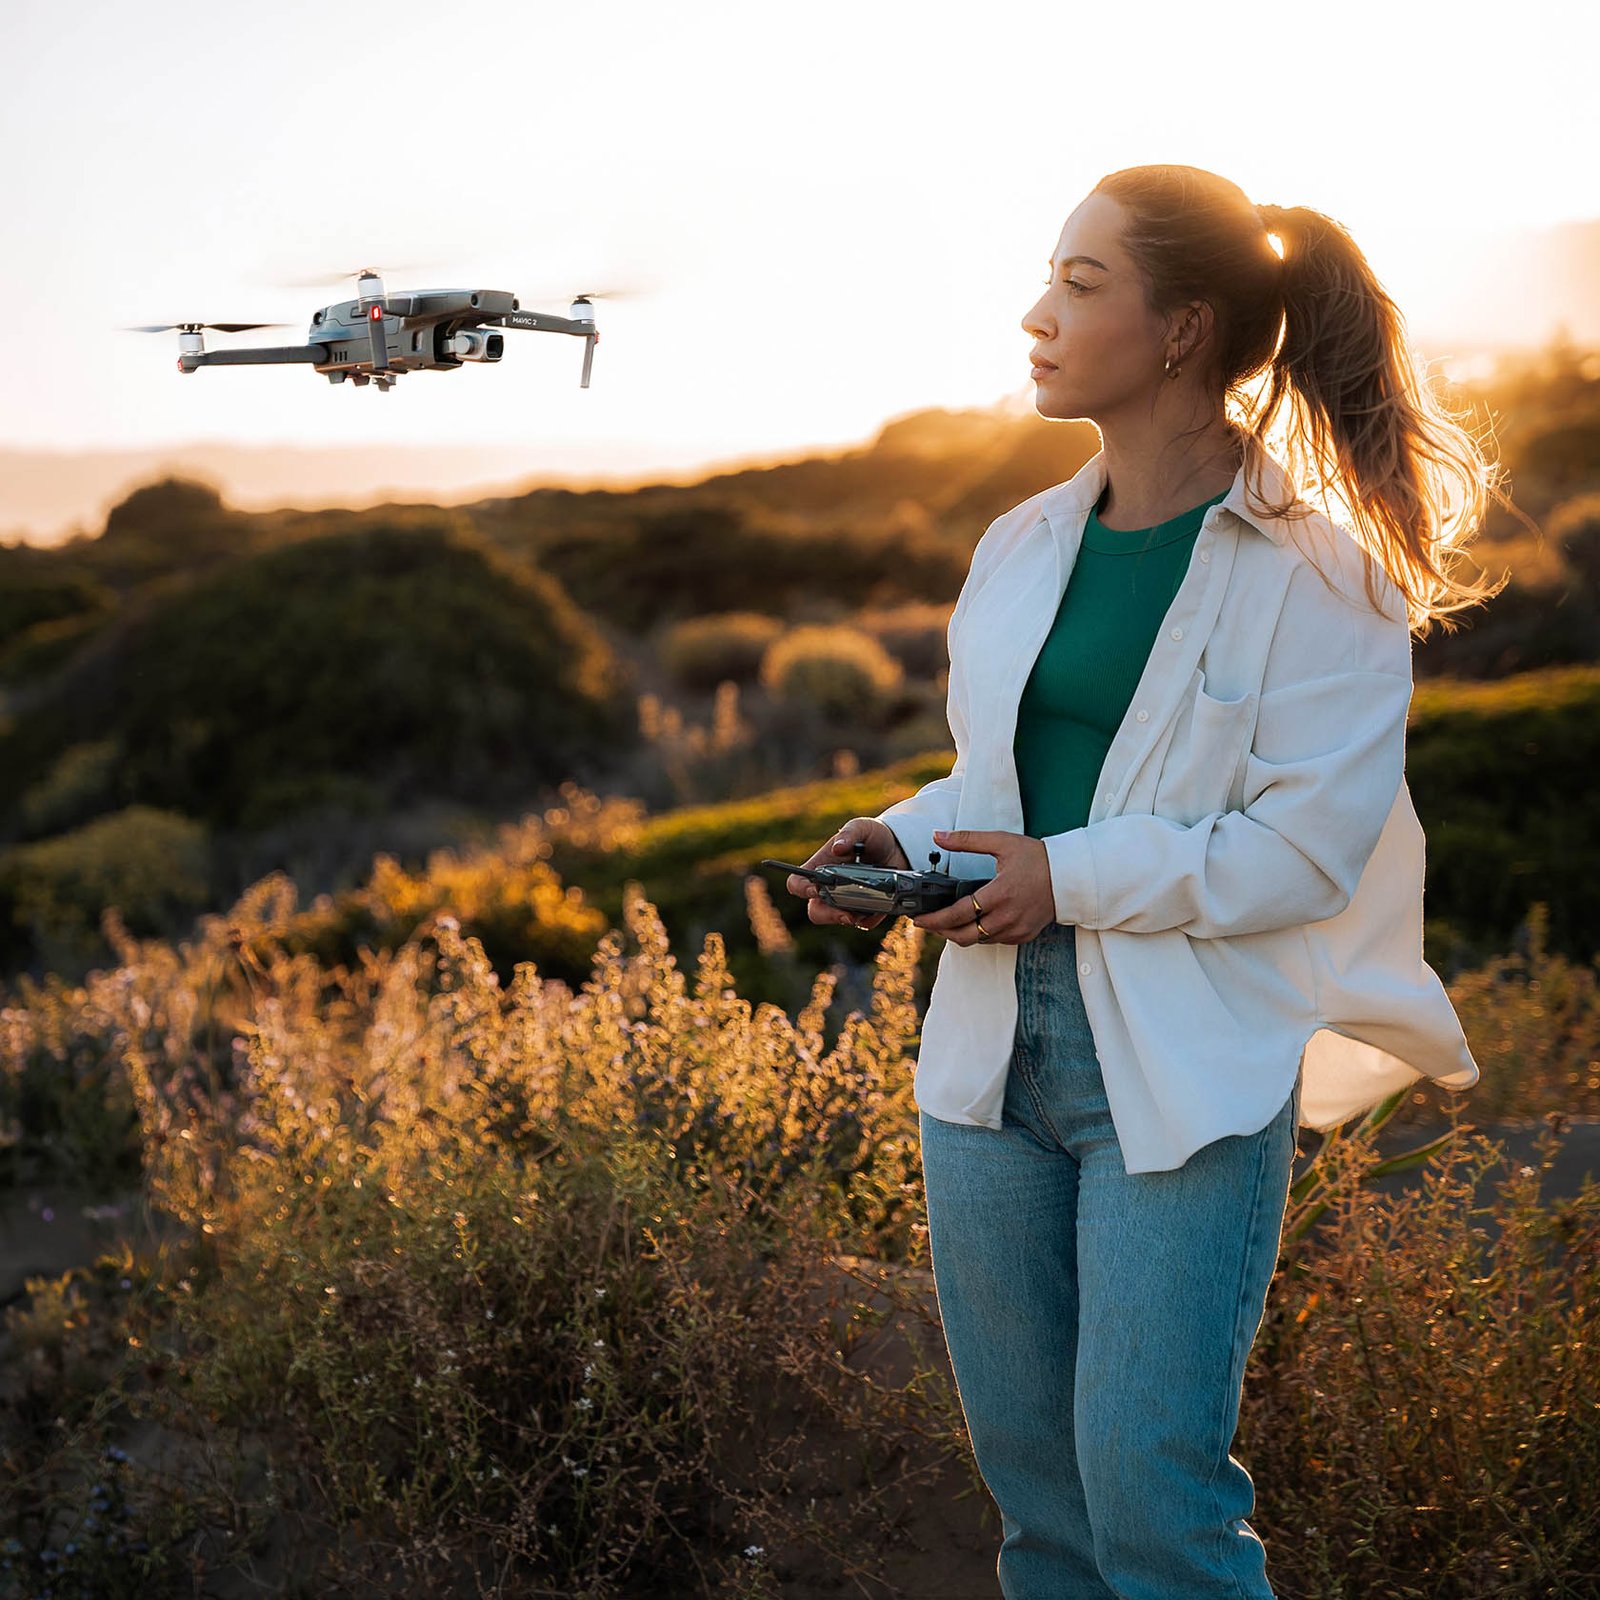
[[1170, 626, 1183, 640], [1199, 550, 1211, 562], [1079, 961, 1092, 975], [1135, 708, 1149, 722]]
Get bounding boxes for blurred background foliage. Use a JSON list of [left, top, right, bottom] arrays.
[[0, 337, 1597, 991]]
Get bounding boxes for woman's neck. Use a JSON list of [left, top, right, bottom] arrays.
[[1096, 427, 1245, 532]]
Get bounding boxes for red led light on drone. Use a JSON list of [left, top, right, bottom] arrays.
[[370, 305, 383, 321]]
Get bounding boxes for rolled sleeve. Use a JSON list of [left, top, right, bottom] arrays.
[[1043, 826, 1098, 926]]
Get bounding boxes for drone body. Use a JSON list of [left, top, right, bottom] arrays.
[[132, 271, 600, 393]]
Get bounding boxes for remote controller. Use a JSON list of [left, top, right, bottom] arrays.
[[759, 840, 991, 918]]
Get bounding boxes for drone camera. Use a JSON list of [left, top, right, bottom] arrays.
[[445, 330, 504, 362]]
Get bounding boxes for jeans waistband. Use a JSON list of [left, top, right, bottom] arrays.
[[1017, 920, 1076, 964]]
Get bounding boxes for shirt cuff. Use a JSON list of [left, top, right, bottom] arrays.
[[874, 807, 939, 876], [1042, 827, 1098, 926]]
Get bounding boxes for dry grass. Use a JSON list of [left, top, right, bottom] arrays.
[[1, 876, 1597, 1597]]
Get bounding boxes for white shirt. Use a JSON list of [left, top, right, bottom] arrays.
[[875, 437, 1480, 1174]]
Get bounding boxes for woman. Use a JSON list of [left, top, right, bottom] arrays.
[[783, 165, 1506, 1598]]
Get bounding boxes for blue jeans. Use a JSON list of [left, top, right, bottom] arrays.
[[918, 921, 1301, 1599]]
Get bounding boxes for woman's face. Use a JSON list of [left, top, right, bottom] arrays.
[[1021, 192, 1174, 424]]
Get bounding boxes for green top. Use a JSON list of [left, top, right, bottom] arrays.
[[1013, 483, 1231, 838]]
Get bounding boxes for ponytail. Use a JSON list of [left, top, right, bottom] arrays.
[[1094, 166, 1515, 634]]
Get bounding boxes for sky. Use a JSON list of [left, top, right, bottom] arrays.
[[1, 0, 1596, 535]]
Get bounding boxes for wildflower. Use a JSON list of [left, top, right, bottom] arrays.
[[583, 1362, 595, 1382], [576, 1397, 593, 1411], [593, 1338, 605, 1348], [744, 1545, 765, 1559], [594, 1286, 607, 1298], [572, 1465, 588, 1477], [1521, 1164, 1536, 1177], [486, 1308, 495, 1320]]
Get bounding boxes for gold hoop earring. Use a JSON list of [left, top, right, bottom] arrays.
[[1164, 355, 1182, 380]]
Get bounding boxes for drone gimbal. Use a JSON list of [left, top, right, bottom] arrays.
[[128, 269, 602, 394]]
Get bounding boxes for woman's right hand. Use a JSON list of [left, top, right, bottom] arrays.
[[784, 817, 913, 930]]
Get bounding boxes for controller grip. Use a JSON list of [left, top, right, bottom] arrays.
[[909, 875, 993, 914]]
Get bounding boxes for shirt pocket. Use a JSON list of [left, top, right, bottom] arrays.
[[1151, 666, 1260, 826]]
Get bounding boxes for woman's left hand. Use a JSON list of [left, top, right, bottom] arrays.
[[913, 828, 1060, 946]]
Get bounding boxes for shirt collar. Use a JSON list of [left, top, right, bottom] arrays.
[[1039, 435, 1296, 547]]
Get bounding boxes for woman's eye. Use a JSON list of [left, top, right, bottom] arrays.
[[1040, 278, 1088, 293]]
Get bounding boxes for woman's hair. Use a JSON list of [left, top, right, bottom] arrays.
[[1091, 163, 1513, 635]]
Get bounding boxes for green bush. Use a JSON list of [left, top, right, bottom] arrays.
[[854, 600, 953, 681], [0, 806, 211, 974], [1406, 666, 1600, 968], [758, 624, 904, 722], [661, 611, 784, 691], [0, 514, 637, 834], [0, 566, 117, 643], [1549, 490, 1600, 599], [15, 739, 121, 835], [0, 608, 113, 687]]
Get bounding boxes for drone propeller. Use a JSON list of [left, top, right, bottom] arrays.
[[527, 285, 645, 305], [276, 263, 434, 289], [124, 321, 288, 333]]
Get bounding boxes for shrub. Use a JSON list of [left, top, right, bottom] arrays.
[[1387, 666, 1600, 969], [853, 600, 953, 682], [15, 739, 121, 836], [758, 624, 904, 723], [4, 866, 1600, 1594], [287, 844, 609, 991], [1246, 1113, 1600, 1598], [0, 515, 636, 834], [1548, 490, 1600, 599], [661, 612, 784, 692], [1, 888, 954, 1596], [0, 806, 210, 976]]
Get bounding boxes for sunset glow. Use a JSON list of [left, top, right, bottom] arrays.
[[1, 0, 1594, 541]]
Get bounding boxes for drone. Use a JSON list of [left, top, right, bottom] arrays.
[[127, 269, 605, 393]]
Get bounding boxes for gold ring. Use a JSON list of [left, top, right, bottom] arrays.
[[971, 894, 985, 916], [973, 915, 991, 942]]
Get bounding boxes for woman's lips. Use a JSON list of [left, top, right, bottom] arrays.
[[1031, 362, 1056, 377]]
